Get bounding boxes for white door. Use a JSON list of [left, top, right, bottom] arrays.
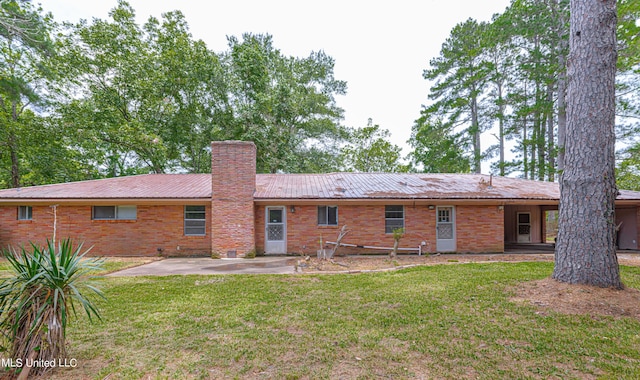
[[517, 212, 531, 243], [265, 206, 286, 254], [436, 206, 456, 252]]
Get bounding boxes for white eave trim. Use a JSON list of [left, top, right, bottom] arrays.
[[0, 198, 212, 206]]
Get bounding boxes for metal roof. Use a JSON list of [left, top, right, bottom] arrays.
[[254, 173, 562, 200], [0, 172, 639, 202], [0, 174, 212, 200]]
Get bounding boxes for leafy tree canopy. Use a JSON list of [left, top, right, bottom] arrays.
[[340, 119, 409, 173]]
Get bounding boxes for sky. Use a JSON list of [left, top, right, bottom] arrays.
[[37, 0, 512, 159]]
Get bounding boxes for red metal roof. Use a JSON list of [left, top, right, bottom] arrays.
[[0, 172, 639, 202], [0, 174, 211, 200], [254, 173, 562, 200]]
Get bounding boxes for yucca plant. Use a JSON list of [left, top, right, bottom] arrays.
[[0, 239, 105, 377]]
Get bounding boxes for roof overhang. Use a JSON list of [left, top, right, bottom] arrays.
[[0, 198, 212, 206], [254, 198, 561, 206]]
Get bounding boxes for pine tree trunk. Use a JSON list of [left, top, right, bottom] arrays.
[[471, 94, 481, 174], [523, 114, 528, 180], [9, 100, 21, 188], [498, 82, 505, 176], [546, 83, 555, 182], [552, 0, 621, 289], [557, 41, 568, 174], [9, 132, 20, 188], [554, 0, 569, 174]]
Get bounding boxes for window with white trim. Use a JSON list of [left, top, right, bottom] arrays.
[[317, 206, 338, 226], [92, 205, 137, 220], [385, 205, 404, 233], [18, 206, 32, 220], [185, 205, 206, 236]]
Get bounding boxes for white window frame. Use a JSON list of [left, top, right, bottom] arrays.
[[317, 206, 338, 226], [385, 205, 405, 234], [18, 206, 32, 220], [92, 205, 137, 220], [184, 205, 206, 236]]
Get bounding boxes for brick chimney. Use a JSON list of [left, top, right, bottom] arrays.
[[211, 141, 257, 257]]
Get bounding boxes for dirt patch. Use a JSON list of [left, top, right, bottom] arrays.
[[297, 253, 640, 273], [298, 253, 555, 273], [298, 253, 640, 322], [511, 277, 640, 321]]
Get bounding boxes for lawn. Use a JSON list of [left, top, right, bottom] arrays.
[[34, 262, 640, 379], [0, 256, 156, 277]]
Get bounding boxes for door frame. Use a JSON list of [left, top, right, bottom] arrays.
[[265, 206, 287, 254], [436, 206, 456, 252], [517, 212, 532, 243]]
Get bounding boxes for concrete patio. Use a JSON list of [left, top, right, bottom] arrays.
[[108, 256, 297, 276]]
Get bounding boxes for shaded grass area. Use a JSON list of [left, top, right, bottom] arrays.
[[0, 257, 154, 277], [92, 257, 158, 275], [48, 262, 640, 379]]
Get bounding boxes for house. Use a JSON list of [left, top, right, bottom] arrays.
[[1, 141, 639, 257]]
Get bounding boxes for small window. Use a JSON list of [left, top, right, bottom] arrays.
[[317, 206, 338, 226], [438, 208, 451, 223], [117, 205, 137, 220], [93, 205, 137, 220], [385, 205, 404, 233], [18, 206, 32, 220], [185, 205, 206, 236], [518, 213, 530, 224]]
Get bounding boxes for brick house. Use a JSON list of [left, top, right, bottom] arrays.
[[1, 141, 640, 257]]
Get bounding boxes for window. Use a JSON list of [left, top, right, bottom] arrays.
[[317, 206, 338, 226], [438, 208, 451, 223], [385, 205, 404, 233], [92, 205, 137, 220], [185, 205, 206, 236], [18, 206, 32, 220]]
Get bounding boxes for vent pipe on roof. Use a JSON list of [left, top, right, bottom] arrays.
[[489, 174, 493, 189]]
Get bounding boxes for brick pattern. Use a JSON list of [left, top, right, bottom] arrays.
[[0, 205, 211, 256], [211, 141, 257, 257], [255, 204, 504, 255], [637, 208, 640, 249], [455, 205, 504, 252]]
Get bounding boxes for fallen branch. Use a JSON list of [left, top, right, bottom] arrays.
[[325, 241, 422, 254], [327, 225, 350, 259], [330, 259, 349, 268]]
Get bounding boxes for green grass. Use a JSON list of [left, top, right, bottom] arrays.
[[91, 258, 157, 275], [39, 262, 640, 379], [0, 257, 153, 277]]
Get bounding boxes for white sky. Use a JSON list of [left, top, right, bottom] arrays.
[[37, 0, 511, 160]]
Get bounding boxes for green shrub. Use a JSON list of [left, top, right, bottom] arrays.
[[0, 239, 104, 377]]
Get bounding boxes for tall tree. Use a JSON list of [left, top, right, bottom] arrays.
[[552, 0, 621, 288], [0, 0, 54, 187], [59, 1, 228, 175], [617, 0, 640, 71], [614, 1, 640, 188], [422, 19, 491, 173], [498, 0, 568, 181], [224, 33, 347, 173], [409, 113, 471, 173], [483, 9, 526, 177], [340, 119, 408, 173]]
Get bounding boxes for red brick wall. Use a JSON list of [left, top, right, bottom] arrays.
[[637, 207, 640, 249], [211, 141, 256, 257], [456, 205, 504, 253], [0, 204, 211, 256], [255, 204, 505, 255]]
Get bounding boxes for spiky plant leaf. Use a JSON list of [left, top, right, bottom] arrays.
[[0, 238, 105, 376]]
